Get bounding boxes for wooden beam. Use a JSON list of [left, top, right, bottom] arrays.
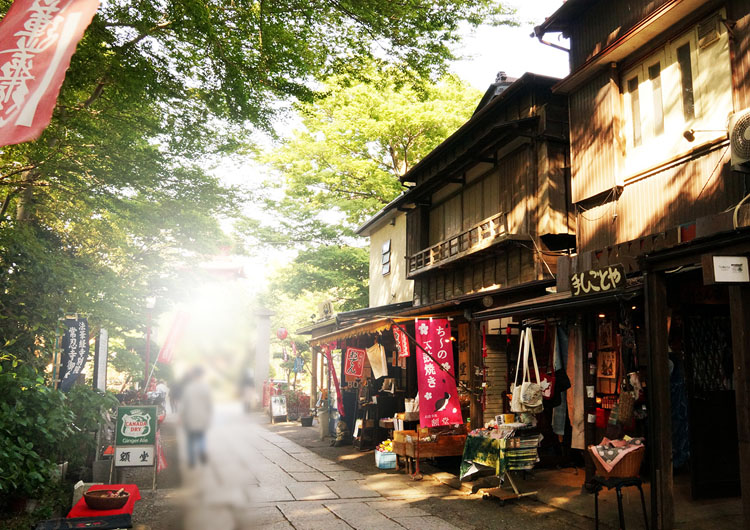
[[644, 271, 674, 530], [730, 285, 750, 530], [311, 348, 318, 407], [469, 320, 483, 429]]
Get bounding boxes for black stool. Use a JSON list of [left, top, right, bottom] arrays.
[[591, 475, 649, 530]]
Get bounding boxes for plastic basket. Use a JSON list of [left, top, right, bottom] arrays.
[[589, 445, 645, 478], [375, 450, 397, 469]]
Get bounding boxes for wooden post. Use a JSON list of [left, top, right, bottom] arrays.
[[729, 285, 750, 530], [469, 320, 483, 429], [644, 271, 674, 530], [311, 347, 318, 406]]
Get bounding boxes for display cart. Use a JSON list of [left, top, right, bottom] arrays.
[[393, 427, 467, 479]]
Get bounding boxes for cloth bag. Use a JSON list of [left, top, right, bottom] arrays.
[[511, 329, 544, 414]]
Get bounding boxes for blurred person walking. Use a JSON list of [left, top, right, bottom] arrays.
[[179, 366, 213, 468]]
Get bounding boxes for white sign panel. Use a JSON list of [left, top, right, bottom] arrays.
[[115, 445, 155, 467], [713, 256, 750, 283]]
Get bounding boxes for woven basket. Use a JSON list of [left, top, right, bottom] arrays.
[[589, 445, 645, 478]]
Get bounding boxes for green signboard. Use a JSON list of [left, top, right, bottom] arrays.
[[115, 406, 157, 446]]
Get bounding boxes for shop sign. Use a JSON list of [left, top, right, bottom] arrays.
[[393, 326, 410, 358], [457, 323, 470, 385], [344, 347, 366, 377], [702, 255, 750, 284], [570, 264, 625, 297], [415, 318, 463, 428], [115, 406, 157, 446], [59, 317, 89, 392], [115, 445, 154, 467]]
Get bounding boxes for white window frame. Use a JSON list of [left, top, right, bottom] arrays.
[[381, 239, 391, 276]]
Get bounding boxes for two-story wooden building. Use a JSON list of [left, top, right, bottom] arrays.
[[521, 1, 750, 528]]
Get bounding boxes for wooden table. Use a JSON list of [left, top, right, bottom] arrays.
[[393, 434, 467, 475], [67, 483, 141, 519]]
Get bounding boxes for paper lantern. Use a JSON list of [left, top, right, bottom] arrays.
[[277, 328, 288, 340]]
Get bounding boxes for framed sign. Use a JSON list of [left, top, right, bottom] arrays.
[[597, 351, 617, 379], [115, 406, 157, 468], [115, 406, 157, 446], [270, 395, 287, 418]]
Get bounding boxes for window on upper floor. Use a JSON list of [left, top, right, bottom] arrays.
[[382, 239, 391, 275], [621, 10, 732, 178]]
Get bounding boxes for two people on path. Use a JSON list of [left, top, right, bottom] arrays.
[[179, 366, 213, 468]]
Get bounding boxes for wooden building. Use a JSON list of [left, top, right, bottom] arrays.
[[387, 72, 574, 427], [525, 1, 750, 528]]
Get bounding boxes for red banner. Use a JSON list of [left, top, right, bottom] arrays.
[[344, 347, 365, 378], [157, 311, 189, 364], [393, 326, 410, 358], [415, 318, 463, 428], [0, 0, 100, 146]]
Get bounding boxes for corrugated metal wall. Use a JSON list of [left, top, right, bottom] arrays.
[[730, 0, 750, 111], [569, 72, 619, 204], [577, 145, 744, 252], [484, 335, 508, 422]]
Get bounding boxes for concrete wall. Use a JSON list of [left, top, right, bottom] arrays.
[[368, 212, 414, 307]]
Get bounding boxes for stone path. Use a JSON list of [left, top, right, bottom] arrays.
[[179, 407, 462, 530]]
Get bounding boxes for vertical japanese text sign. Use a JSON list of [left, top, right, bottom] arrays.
[[59, 316, 89, 392], [415, 319, 463, 428], [393, 326, 410, 358], [344, 347, 365, 378], [115, 405, 157, 467], [0, 0, 101, 146]]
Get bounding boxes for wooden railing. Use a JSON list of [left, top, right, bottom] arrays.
[[408, 212, 510, 274]]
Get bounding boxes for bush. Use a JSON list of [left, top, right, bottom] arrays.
[[0, 357, 73, 499]]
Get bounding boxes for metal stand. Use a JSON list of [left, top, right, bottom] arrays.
[[481, 471, 538, 505]]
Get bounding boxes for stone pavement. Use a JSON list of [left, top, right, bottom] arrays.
[[170, 404, 602, 530]]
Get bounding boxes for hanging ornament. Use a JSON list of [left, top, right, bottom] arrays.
[[277, 328, 288, 340]]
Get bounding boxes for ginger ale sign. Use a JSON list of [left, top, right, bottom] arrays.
[[116, 406, 157, 446]]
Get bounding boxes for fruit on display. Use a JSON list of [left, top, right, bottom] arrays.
[[376, 439, 393, 453]]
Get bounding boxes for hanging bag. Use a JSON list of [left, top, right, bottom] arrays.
[[541, 326, 556, 399], [510, 328, 527, 413], [520, 329, 544, 413]]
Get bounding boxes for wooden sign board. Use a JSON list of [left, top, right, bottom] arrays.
[[270, 395, 287, 417], [570, 264, 625, 297]]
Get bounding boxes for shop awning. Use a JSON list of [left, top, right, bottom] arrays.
[[309, 317, 402, 347], [473, 283, 643, 321]]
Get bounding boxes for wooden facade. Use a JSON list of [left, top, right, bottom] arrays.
[[398, 74, 573, 307], [536, 1, 750, 528]]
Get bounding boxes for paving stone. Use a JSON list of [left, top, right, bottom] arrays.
[[325, 470, 366, 481], [324, 502, 404, 530], [246, 484, 294, 503], [366, 500, 430, 517], [289, 471, 331, 482], [327, 480, 381, 499], [235, 505, 287, 528], [393, 516, 461, 530], [183, 506, 236, 530], [201, 486, 248, 507], [286, 482, 339, 500], [277, 502, 334, 520]]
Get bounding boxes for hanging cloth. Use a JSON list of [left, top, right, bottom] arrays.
[[322, 344, 345, 417], [567, 324, 586, 450], [551, 325, 569, 437], [366, 341, 388, 379]]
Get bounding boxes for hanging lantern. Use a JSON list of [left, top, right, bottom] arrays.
[[277, 328, 288, 340]]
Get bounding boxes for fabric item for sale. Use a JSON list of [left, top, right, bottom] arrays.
[[552, 325, 568, 436], [590, 436, 645, 472], [670, 353, 691, 469], [366, 342, 388, 379], [567, 324, 585, 450]]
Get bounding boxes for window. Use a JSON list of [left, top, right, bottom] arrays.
[[381, 239, 391, 275], [620, 10, 732, 177]]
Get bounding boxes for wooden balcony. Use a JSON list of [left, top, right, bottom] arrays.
[[407, 212, 529, 277]]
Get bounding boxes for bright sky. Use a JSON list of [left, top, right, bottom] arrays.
[[450, 0, 569, 90]]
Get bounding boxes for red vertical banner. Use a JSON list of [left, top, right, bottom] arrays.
[[415, 318, 463, 428], [157, 312, 190, 364], [393, 325, 410, 358], [343, 347, 365, 378], [0, 0, 101, 146]]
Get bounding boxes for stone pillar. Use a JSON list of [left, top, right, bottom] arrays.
[[254, 307, 273, 405]]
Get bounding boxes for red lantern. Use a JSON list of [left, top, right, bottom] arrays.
[[277, 328, 288, 340]]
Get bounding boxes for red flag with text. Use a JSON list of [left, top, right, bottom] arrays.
[[157, 312, 190, 364], [393, 325, 410, 358], [0, 0, 100, 146], [415, 318, 463, 428]]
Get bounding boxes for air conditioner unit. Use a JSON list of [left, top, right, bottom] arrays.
[[729, 109, 750, 172]]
